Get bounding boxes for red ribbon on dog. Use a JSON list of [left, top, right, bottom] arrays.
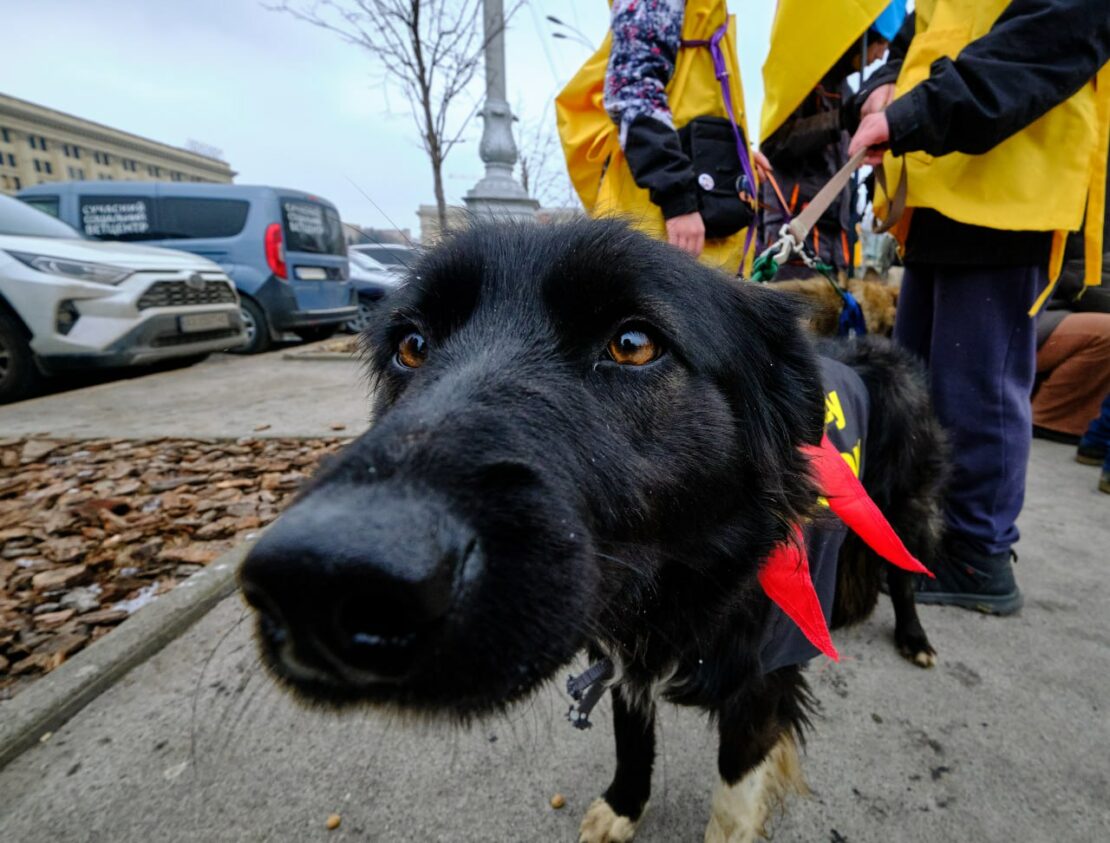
[[757, 433, 934, 662]]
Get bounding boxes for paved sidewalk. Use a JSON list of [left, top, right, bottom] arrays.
[[0, 440, 1107, 842], [0, 349, 371, 440]]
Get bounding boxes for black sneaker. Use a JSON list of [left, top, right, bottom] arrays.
[[916, 538, 1024, 615], [1077, 441, 1108, 466], [1033, 425, 1080, 445]]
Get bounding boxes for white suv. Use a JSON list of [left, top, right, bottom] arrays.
[[0, 195, 246, 402]]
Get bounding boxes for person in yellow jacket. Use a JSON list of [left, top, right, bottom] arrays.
[[846, 0, 1110, 614], [556, 0, 766, 273]]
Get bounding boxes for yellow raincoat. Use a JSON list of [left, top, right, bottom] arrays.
[[760, 0, 889, 143], [556, 0, 752, 273], [876, 0, 1110, 309]]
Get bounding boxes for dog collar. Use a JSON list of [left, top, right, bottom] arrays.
[[758, 433, 934, 661]]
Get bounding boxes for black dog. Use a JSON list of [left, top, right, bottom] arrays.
[[240, 220, 945, 842]]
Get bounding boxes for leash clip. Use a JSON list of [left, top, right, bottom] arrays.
[[566, 658, 614, 730]]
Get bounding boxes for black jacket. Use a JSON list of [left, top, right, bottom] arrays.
[[854, 2, 1110, 266], [760, 50, 859, 272]]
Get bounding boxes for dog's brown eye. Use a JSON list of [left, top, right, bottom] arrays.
[[608, 329, 659, 366], [396, 332, 428, 369]]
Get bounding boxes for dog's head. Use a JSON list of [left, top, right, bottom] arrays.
[[240, 220, 823, 715]]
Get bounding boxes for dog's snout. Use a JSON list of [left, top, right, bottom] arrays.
[[240, 488, 477, 682]]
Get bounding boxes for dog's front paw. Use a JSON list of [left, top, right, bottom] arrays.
[[579, 798, 639, 843], [896, 627, 938, 669]]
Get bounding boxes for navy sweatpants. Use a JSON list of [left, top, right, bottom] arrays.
[[893, 264, 1045, 556]]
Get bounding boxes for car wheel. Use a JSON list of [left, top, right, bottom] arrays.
[[0, 312, 39, 404], [294, 325, 339, 344], [233, 297, 272, 354], [344, 297, 377, 334]]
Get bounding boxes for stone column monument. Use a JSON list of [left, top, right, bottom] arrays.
[[464, 0, 539, 220]]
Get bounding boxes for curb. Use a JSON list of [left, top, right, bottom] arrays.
[[280, 351, 360, 362], [0, 543, 248, 771]]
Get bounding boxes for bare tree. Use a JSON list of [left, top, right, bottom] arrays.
[[270, 0, 514, 234], [517, 114, 580, 211]]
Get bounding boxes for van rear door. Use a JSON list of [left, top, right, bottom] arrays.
[[279, 197, 351, 313]]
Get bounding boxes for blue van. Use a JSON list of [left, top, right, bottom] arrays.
[[18, 182, 357, 353]]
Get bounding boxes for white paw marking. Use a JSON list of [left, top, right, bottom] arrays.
[[579, 797, 640, 843], [912, 649, 938, 669], [704, 734, 807, 842]]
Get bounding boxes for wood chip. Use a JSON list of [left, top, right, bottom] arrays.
[[1, 435, 351, 697], [21, 440, 61, 463], [31, 565, 89, 592]]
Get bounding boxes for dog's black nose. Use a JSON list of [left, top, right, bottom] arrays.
[[240, 488, 476, 681]]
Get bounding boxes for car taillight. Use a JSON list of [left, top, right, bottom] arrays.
[[264, 223, 287, 280]]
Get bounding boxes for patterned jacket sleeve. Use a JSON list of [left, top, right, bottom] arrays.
[[604, 0, 698, 219]]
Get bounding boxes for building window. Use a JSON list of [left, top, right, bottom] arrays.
[[67, 165, 84, 179], [92, 151, 110, 165], [43, 161, 53, 175], [7, 154, 14, 167], [13, 176, 21, 189], [28, 135, 48, 151], [63, 144, 72, 157], [1, 128, 10, 143], [147, 164, 161, 177], [33, 159, 41, 173]]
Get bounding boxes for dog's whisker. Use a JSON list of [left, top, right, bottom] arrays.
[[189, 606, 250, 789]]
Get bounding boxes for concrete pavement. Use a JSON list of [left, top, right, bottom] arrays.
[[0, 440, 1107, 842], [0, 347, 372, 440]]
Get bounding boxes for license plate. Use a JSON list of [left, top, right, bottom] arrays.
[[179, 312, 230, 333]]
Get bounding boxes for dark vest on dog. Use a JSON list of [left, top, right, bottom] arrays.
[[760, 357, 868, 673]]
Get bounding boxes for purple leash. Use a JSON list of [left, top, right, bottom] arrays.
[[682, 21, 759, 263]]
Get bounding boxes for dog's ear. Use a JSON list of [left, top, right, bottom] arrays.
[[707, 278, 826, 517]]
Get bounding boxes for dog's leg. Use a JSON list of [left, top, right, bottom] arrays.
[[705, 699, 807, 843], [578, 686, 654, 843], [888, 568, 937, 668]]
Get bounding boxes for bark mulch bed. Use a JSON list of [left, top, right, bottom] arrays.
[[0, 436, 351, 698]]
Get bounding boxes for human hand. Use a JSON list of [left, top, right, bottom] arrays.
[[665, 211, 706, 257], [752, 148, 773, 181], [848, 112, 890, 166], [861, 83, 895, 117]]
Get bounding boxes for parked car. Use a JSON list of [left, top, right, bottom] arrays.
[[18, 182, 358, 353], [345, 250, 404, 333], [349, 242, 413, 272], [0, 194, 246, 403]]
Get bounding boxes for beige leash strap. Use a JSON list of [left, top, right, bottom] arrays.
[[786, 148, 867, 244], [873, 158, 908, 234]]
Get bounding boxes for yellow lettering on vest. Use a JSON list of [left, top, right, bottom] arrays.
[[840, 440, 862, 478], [825, 390, 846, 431]]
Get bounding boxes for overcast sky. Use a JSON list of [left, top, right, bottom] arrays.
[[4, 0, 774, 235]]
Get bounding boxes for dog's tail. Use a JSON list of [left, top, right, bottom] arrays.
[[818, 336, 949, 629]]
